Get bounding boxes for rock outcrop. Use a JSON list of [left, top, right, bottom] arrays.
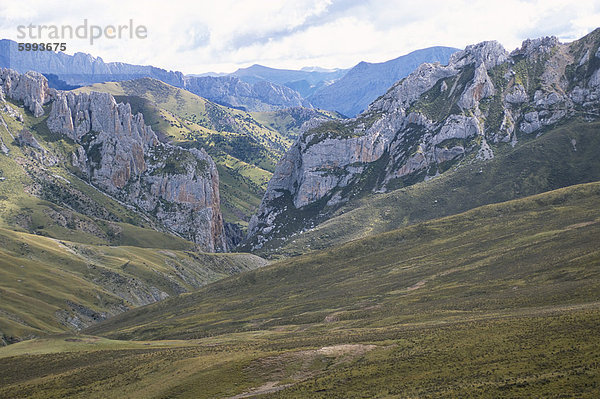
[[0, 68, 51, 117], [0, 136, 8, 155], [46, 88, 226, 251], [246, 29, 600, 251], [16, 129, 45, 150]]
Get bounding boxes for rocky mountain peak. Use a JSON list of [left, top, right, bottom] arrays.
[[511, 36, 560, 57], [46, 88, 226, 251], [367, 41, 507, 116], [450, 40, 509, 70]]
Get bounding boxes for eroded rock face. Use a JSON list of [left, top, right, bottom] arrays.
[[505, 84, 528, 104], [47, 89, 226, 252], [458, 62, 495, 109], [0, 68, 51, 117], [247, 30, 600, 251]]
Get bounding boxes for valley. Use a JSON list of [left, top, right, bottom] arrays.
[[0, 20, 599, 399]]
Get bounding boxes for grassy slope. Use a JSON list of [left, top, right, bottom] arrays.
[[0, 226, 266, 342], [88, 181, 600, 339], [2, 181, 599, 398], [76, 79, 295, 226], [253, 120, 600, 256], [251, 108, 344, 140]]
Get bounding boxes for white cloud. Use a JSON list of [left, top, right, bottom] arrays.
[[0, 0, 599, 73]]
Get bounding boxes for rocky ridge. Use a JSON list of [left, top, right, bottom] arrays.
[[1, 68, 226, 252], [246, 29, 600, 251]]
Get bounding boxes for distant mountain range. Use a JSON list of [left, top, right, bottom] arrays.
[[0, 39, 185, 86], [0, 39, 459, 116], [199, 49, 460, 117], [308, 46, 459, 116], [0, 39, 307, 112], [182, 75, 310, 111], [228, 64, 348, 97]]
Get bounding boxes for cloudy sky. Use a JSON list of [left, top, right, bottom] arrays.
[[1, 0, 599, 74]]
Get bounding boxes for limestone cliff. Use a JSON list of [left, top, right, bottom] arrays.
[[0, 69, 51, 117], [246, 29, 600, 251], [47, 90, 226, 251]]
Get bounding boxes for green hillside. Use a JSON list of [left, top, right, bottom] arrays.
[[0, 227, 266, 344], [88, 181, 600, 340], [2, 181, 598, 397], [245, 120, 600, 256], [251, 107, 345, 140]]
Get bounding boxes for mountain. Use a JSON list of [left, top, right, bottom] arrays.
[[2, 29, 600, 399], [247, 119, 600, 256], [230, 64, 348, 97], [0, 39, 185, 87], [73, 78, 340, 238], [308, 46, 459, 116], [74, 78, 289, 229], [246, 30, 600, 253], [0, 39, 309, 112], [0, 39, 465, 115]]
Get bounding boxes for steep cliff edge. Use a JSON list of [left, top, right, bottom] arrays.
[[1, 68, 226, 252], [246, 29, 600, 252], [47, 90, 226, 251]]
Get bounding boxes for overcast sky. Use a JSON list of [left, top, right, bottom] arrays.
[[1, 0, 599, 74]]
